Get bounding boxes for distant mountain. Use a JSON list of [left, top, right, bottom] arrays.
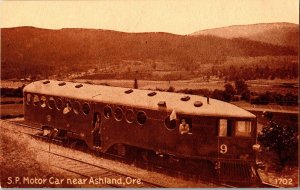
[[1, 26, 297, 79], [190, 22, 299, 48]]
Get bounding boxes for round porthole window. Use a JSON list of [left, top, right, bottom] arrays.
[[33, 95, 40, 106], [137, 111, 147, 125], [40, 96, 47, 108], [165, 116, 177, 130], [114, 107, 123, 121], [125, 109, 135, 123], [104, 106, 112, 119], [82, 103, 90, 115], [56, 99, 63, 110], [73, 101, 81, 114], [48, 97, 55, 109]]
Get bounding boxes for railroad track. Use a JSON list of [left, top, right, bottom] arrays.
[[1, 119, 279, 188], [1, 120, 163, 188], [49, 151, 163, 188]]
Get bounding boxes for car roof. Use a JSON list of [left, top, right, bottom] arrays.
[[24, 80, 256, 119]]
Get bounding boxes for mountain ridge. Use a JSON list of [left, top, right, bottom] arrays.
[[190, 22, 299, 48], [1, 25, 297, 79]]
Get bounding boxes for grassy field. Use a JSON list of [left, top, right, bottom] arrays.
[[232, 101, 298, 113], [73, 78, 298, 95], [1, 81, 29, 88], [1, 104, 23, 115], [0, 104, 23, 117], [1, 97, 23, 104]]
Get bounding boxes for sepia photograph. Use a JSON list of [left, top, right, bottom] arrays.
[[0, 0, 299, 188]]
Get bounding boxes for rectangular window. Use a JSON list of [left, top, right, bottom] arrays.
[[235, 121, 252, 137], [218, 119, 232, 137], [219, 119, 227, 136]]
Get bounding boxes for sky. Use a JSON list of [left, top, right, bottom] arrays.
[[0, 0, 299, 35]]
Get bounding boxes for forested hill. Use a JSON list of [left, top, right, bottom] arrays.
[[1, 26, 297, 79]]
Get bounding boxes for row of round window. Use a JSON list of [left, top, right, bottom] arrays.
[[26, 94, 91, 115], [103, 106, 147, 125], [25, 94, 147, 125]]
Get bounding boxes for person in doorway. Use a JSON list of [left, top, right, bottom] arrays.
[[179, 118, 190, 134], [91, 113, 101, 147]]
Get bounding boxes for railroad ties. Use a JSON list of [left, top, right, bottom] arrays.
[[49, 152, 163, 188], [0, 120, 163, 188]]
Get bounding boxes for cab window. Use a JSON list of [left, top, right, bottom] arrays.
[[218, 119, 232, 137], [235, 121, 252, 137]]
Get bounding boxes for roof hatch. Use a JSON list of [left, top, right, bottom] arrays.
[[58, 82, 66, 86], [148, 92, 157, 96], [194, 101, 203, 107], [181, 96, 190, 101], [158, 101, 166, 107], [43, 80, 50, 84], [75, 84, 83, 88], [125, 89, 133, 94]]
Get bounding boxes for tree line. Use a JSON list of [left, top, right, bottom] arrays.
[[164, 79, 298, 106]]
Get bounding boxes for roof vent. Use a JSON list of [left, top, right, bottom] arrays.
[[125, 89, 133, 94], [43, 80, 50, 84], [75, 84, 83, 88], [158, 101, 166, 107], [58, 82, 66, 86], [148, 92, 157, 96], [194, 101, 203, 107], [181, 96, 190, 101]]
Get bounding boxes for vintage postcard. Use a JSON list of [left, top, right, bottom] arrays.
[[0, 0, 298, 188]]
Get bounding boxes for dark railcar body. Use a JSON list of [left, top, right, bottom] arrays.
[[23, 80, 260, 183]]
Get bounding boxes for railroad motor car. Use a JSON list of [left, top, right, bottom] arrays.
[[23, 80, 261, 184]]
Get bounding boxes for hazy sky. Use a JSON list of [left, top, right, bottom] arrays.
[[1, 0, 299, 35]]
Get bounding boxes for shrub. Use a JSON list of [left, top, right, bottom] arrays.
[[211, 89, 225, 101], [223, 83, 236, 102], [258, 121, 298, 167], [167, 86, 175, 92], [234, 79, 248, 95]]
